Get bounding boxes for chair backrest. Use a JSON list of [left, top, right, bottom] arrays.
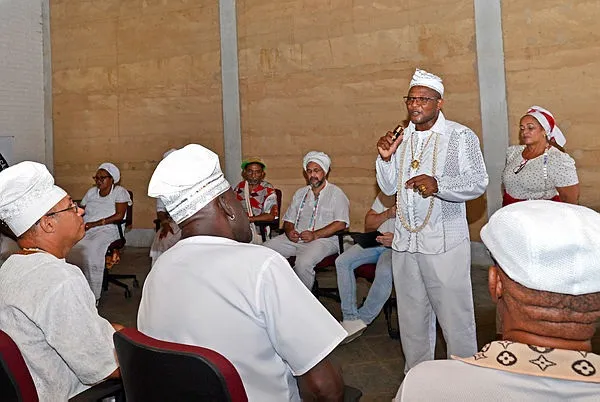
[[114, 328, 248, 402], [0, 330, 39, 402], [110, 190, 133, 251]]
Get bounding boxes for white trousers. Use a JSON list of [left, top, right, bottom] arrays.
[[392, 238, 477, 372], [67, 226, 118, 300], [263, 234, 339, 289]]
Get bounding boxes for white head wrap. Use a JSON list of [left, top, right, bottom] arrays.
[[98, 162, 121, 183], [303, 151, 331, 174], [163, 148, 177, 159], [0, 162, 67, 237], [525, 105, 566, 147], [481, 200, 600, 295], [409, 68, 444, 98], [148, 144, 230, 224]]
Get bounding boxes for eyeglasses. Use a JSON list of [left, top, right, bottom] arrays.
[[403, 96, 440, 106], [45, 203, 79, 217], [93, 175, 111, 181]]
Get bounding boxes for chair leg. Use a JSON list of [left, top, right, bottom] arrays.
[[384, 296, 400, 340]]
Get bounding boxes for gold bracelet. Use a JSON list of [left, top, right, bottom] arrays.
[[101, 218, 106, 225]]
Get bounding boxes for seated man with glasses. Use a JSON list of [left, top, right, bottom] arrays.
[[67, 162, 132, 301], [0, 162, 121, 400]]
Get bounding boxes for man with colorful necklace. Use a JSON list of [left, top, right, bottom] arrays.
[[264, 151, 349, 290], [396, 201, 600, 401], [376, 68, 489, 371], [0, 162, 121, 401]]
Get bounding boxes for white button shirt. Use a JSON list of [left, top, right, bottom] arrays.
[[376, 112, 488, 254]]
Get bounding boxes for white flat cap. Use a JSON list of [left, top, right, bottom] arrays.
[[148, 144, 230, 224], [0, 161, 67, 237], [481, 200, 600, 295]]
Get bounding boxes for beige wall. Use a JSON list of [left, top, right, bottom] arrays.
[[503, 0, 600, 210], [50, 1, 223, 227], [237, 0, 487, 237], [49, 1, 600, 234]]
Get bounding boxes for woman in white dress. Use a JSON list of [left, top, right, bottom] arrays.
[[502, 105, 579, 206], [67, 163, 132, 300]]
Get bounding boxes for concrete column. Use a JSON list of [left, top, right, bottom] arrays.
[[474, 0, 509, 218], [219, 0, 242, 184], [42, 0, 54, 173]]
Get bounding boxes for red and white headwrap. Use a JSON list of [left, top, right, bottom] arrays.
[[526, 105, 566, 147]]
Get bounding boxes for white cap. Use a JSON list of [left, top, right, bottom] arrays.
[[409, 68, 444, 98], [303, 151, 331, 173], [0, 162, 67, 237], [148, 144, 230, 224], [98, 162, 121, 183], [481, 200, 600, 295]]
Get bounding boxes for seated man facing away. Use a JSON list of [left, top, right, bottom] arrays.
[[264, 151, 349, 290], [396, 200, 600, 401], [150, 149, 181, 266], [336, 192, 395, 343], [0, 162, 120, 401], [139, 144, 347, 401], [233, 156, 278, 244]]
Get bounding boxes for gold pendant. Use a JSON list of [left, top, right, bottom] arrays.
[[411, 159, 420, 169]]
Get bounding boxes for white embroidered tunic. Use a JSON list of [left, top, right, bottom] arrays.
[[376, 112, 488, 254]]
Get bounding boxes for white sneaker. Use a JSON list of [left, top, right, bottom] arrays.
[[340, 319, 367, 344]]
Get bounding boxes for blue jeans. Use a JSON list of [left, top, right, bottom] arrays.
[[335, 244, 393, 324]]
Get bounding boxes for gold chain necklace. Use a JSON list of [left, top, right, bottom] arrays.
[[410, 131, 436, 170], [396, 132, 439, 233]]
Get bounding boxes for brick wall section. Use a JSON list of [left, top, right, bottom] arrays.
[[0, 1, 46, 164], [50, 1, 224, 228], [237, 0, 487, 237], [503, 0, 600, 210]]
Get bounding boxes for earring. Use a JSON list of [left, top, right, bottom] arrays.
[[228, 213, 236, 221]]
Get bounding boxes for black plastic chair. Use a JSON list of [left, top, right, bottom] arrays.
[[102, 190, 139, 298], [114, 328, 248, 402]]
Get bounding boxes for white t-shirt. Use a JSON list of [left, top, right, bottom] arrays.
[[80, 185, 132, 238], [138, 236, 347, 401], [283, 181, 350, 232], [371, 193, 395, 233], [0, 253, 118, 401]]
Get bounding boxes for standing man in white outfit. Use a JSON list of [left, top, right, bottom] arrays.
[[376, 69, 489, 371], [139, 144, 347, 401], [264, 151, 350, 290]]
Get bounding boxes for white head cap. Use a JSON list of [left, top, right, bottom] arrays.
[[0, 162, 67, 237], [409, 68, 444, 98], [303, 151, 331, 174], [98, 162, 121, 183], [526, 105, 567, 147], [148, 144, 230, 224], [481, 200, 600, 295]]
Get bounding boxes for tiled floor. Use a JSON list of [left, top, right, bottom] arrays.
[[99, 247, 599, 402]]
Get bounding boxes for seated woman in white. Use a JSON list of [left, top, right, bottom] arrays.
[[67, 163, 132, 301]]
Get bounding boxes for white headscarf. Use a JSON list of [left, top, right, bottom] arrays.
[[148, 144, 231, 224], [0, 162, 67, 237], [98, 162, 121, 183], [303, 151, 331, 173], [409, 68, 444, 98], [526, 105, 567, 147]]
